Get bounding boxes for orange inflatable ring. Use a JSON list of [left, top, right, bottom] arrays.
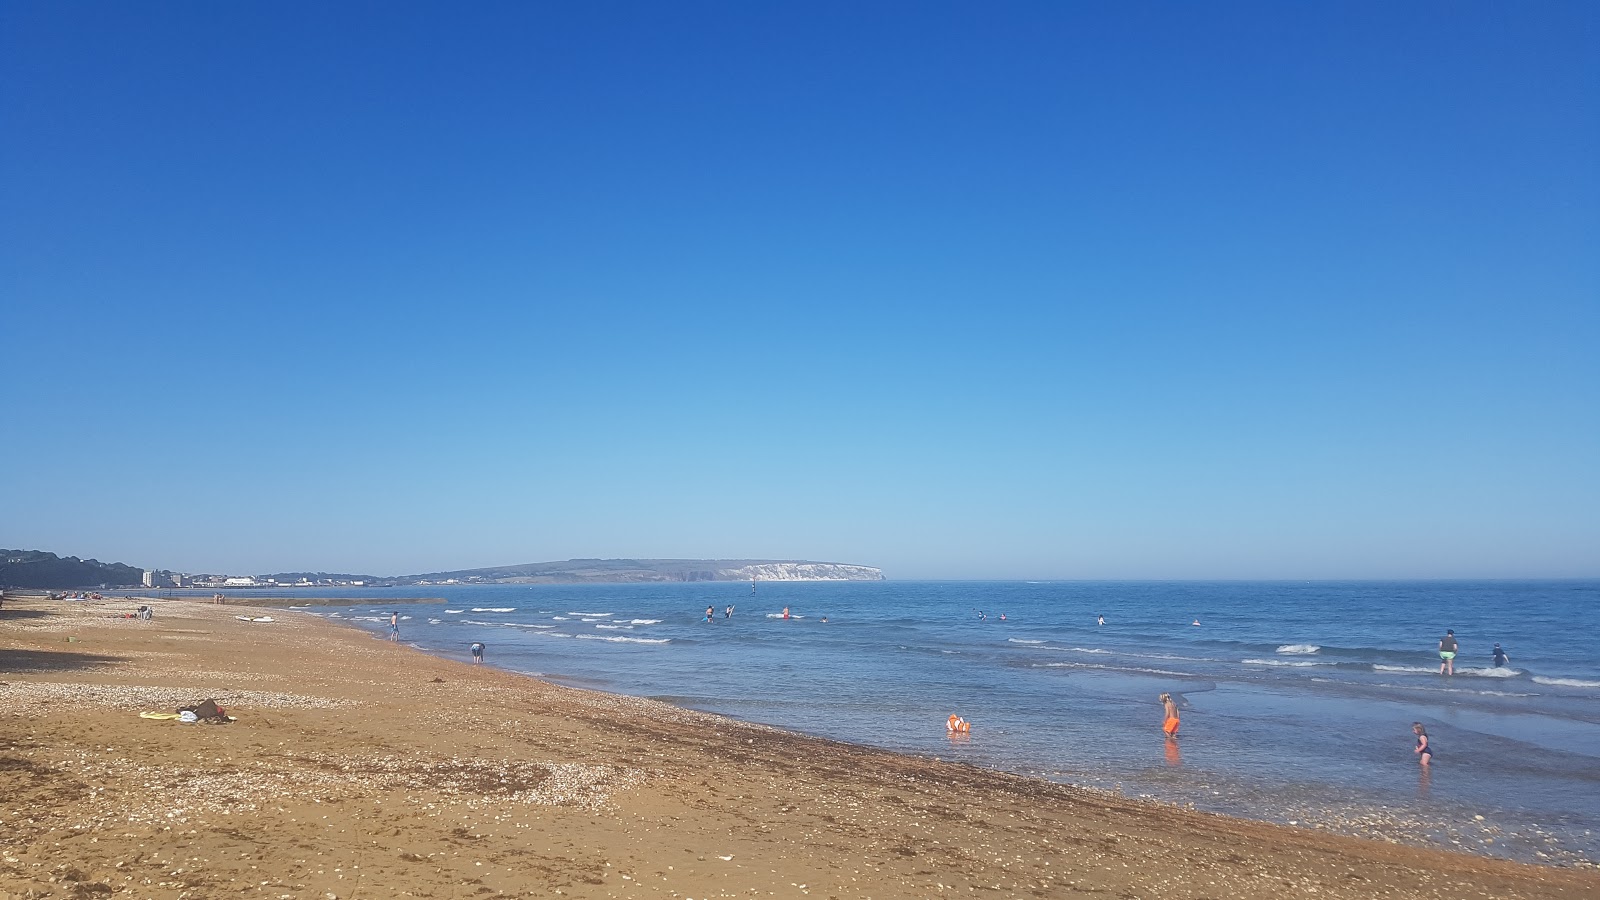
[[947, 714, 970, 733]]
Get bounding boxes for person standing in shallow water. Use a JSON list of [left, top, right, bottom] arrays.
[[470, 642, 485, 664], [1438, 629, 1458, 675], [1413, 722, 1434, 766], [1160, 693, 1181, 737], [389, 611, 400, 641], [1492, 643, 1510, 667]]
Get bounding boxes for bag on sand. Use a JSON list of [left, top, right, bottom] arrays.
[[178, 699, 227, 722]]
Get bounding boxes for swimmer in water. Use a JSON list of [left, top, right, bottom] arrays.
[[820, 616, 828, 623], [725, 605, 734, 619], [1160, 693, 1180, 737], [1191, 619, 1201, 626], [1413, 722, 1433, 766], [998, 613, 1006, 620], [1492, 643, 1509, 667], [704, 605, 714, 623], [782, 606, 790, 620], [1097, 614, 1105, 626]]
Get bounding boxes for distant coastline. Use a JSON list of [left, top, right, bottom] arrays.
[[2, 551, 883, 590]]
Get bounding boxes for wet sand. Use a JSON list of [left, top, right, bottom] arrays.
[[1, 594, 1594, 899]]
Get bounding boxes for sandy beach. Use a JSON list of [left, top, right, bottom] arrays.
[[1, 595, 1594, 900]]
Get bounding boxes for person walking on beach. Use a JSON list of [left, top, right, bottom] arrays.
[[470, 641, 485, 664], [1438, 629, 1458, 675], [1492, 643, 1510, 667], [389, 611, 400, 641], [1413, 722, 1434, 766], [1160, 693, 1181, 737]]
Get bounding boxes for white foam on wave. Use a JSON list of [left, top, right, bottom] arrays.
[[1276, 644, 1321, 655], [461, 619, 501, 626], [568, 611, 613, 617], [1533, 676, 1600, 688], [1008, 638, 1046, 645], [1043, 661, 1190, 678], [595, 624, 634, 630], [1243, 658, 1331, 667], [504, 622, 555, 629], [427, 618, 443, 625], [472, 607, 517, 613], [1454, 667, 1523, 678], [552, 616, 570, 621], [1062, 647, 1111, 654], [1373, 664, 1436, 674], [630, 619, 661, 625], [575, 634, 669, 644], [444, 609, 464, 614]]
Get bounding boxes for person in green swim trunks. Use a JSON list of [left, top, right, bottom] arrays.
[[1438, 629, 1458, 675]]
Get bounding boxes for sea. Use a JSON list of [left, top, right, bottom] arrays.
[[195, 580, 1600, 865]]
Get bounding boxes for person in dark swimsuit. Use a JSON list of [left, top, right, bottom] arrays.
[[1413, 722, 1434, 766], [1492, 643, 1509, 667]]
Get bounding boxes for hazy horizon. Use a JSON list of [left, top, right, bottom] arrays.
[[4, 4, 1595, 581]]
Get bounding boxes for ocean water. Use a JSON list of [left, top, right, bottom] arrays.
[[283, 580, 1598, 865]]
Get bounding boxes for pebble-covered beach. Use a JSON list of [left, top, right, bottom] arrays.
[[2, 594, 1595, 899]]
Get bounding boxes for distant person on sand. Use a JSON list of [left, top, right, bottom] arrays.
[[389, 611, 400, 641], [470, 642, 485, 664], [1492, 643, 1510, 667], [1160, 693, 1181, 737], [1413, 722, 1434, 766], [1438, 629, 1458, 675]]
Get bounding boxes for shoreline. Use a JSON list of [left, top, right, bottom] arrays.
[[2, 595, 1595, 898]]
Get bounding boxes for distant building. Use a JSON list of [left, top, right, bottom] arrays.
[[142, 569, 157, 588], [224, 576, 257, 587], [171, 573, 187, 588]]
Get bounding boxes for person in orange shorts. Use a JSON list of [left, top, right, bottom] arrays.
[[1160, 693, 1181, 736]]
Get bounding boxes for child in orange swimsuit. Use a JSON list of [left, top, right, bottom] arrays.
[[1160, 693, 1180, 736]]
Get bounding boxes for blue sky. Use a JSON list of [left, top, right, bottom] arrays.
[[3, 2, 1596, 578]]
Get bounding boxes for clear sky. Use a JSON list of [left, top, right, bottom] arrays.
[[3, 2, 1596, 579]]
